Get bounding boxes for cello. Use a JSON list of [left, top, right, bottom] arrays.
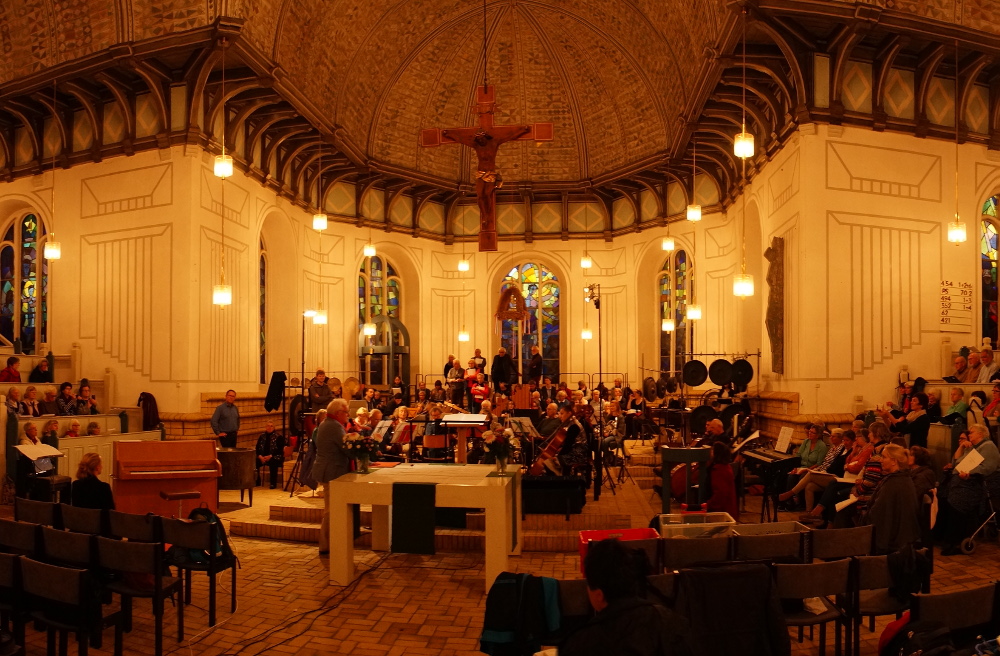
[[528, 405, 589, 476]]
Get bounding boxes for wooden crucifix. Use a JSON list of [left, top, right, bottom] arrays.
[[421, 85, 553, 251]]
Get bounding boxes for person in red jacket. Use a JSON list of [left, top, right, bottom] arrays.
[[705, 441, 738, 519], [470, 373, 489, 412], [0, 356, 21, 382]]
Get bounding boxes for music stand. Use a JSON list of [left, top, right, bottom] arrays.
[[506, 416, 539, 465]]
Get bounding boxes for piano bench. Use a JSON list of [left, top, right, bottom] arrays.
[[29, 475, 72, 503], [159, 491, 202, 501]]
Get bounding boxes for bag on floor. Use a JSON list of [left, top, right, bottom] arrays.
[[879, 620, 954, 656]]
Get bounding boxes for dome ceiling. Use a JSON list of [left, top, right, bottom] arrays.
[[269, 0, 724, 185]]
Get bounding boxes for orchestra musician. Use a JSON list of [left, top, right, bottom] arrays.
[[422, 405, 447, 460], [536, 402, 561, 437], [413, 388, 430, 415], [558, 405, 590, 472], [601, 401, 626, 453], [429, 380, 447, 403], [624, 388, 646, 441]]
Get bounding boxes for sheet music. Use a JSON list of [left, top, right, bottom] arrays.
[[955, 447, 985, 475], [732, 430, 760, 453], [15, 444, 63, 460], [775, 427, 793, 454], [442, 413, 487, 424], [835, 495, 858, 512], [371, 420, 394, 442]]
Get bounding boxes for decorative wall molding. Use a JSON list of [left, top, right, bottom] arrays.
[[81, 163, 173, 218], [200, 168, 249, 227], [826, 142, 941, 201]]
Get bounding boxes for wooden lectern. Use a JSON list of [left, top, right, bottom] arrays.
[[114, 440, 221, 517]]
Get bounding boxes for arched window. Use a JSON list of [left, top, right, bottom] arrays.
[[500, 263, 560, 381], [658, 250, 693, 377], [982, 196, 999, 344], [0, 212, 50, 354], [259, 238, 267, 385], [358, 256, 403, 385]]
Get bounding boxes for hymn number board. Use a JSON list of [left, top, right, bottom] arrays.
[[939, 280, 973, 332]]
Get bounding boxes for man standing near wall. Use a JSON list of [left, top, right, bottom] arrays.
[[211, 389, 240, 448]]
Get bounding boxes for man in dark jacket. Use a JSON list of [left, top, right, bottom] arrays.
[[490, 347, 516, 391], [561, 539, 692, 656]]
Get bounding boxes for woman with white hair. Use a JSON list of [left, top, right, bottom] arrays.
[[861, 444, 921, 554], [940, 423, 1000, 555]]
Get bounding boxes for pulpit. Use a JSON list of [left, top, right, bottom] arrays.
[[114, 440, 221, 517]]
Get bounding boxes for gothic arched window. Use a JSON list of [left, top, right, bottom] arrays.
[[658, 250, 694, 377], [259, 238, 267, 385], [500, 263, 560, 381], [358, 256, 402, 385], [981, 197, 999, 344], [0, 212, 50, 354]]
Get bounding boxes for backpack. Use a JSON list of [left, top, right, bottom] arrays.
[[165, 505, 232, 565], [880, 621, 954, 656]]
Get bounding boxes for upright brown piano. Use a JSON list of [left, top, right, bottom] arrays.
[[114, 440, 221, 517]]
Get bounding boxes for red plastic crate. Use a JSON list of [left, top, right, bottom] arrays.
[[578, 528, 660, 576]]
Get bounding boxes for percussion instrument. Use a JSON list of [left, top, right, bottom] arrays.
[[732, 359, 754, 387], [343, 377, 362, 399], [682, 360, 708, 387], [708, 359, 734, 386], [329, 376, 343, 395], [643, 377, 658, 403]]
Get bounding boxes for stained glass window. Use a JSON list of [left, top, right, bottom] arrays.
[[259, 239, 267, 385], [658, 251, 694, 377], [0, 213, 48, 353], [982, 210, 999, 344], [358, 256, 403, 385], [500, 263, 560, 381]]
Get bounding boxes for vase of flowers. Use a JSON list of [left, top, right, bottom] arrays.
[[344, 433, 380, 474], [484, 428, 518, 476]]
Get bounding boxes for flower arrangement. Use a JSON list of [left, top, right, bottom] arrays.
[[344, 432, 380, 473], [483, 428, 519, 461]]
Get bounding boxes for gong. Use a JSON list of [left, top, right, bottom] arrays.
[[343, 377, 362, 399], [689, 404, 719, 435], [328, 376, 343, 394], [642, 377, 658, 403], [708, 359, 734, 386], [731, 359, 755, 387], [682, 359, 708, 387]]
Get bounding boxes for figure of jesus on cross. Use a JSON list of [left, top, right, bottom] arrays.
[[421, 85, 553, 251]]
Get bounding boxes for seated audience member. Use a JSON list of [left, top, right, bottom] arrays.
[[38, 386, 59, 415], [879, 392, 931, 448], [64, 419, 81, 438], [538, 377, 556, 404], [794, 423, 829, 472], [861, 444, 921, 554], [925, 389, 943, 420], [536, 402, 561, 437], [705, 441, 738, 519], [952, 355, 969, 381], [76, 384, 99, 415], [40, 419, 59, 448], [891, 381, 915, 414], [964, 350, 983, 383], [28, 359, 52, 383], [308, 369, 333, 411], [19, 421, 41, 446], [20, 385, 40, 417], [71, 453, 115, 510], [429, 379, 446, 403], [589, 389, 604, 419], [601, 401, 626, 453], [969, 390, 988, 427], [57, 382, 78, 415], [19, 421, 56, 475], [908, 445, 937, 503], [979, 347, 1000, 383], [391, 375, 409, 406], [801, 422, 888, 526], [984, 385, 1000, 424], [941, 387, 970, 423], [362, 387, 378, 411], [380, 393, 403, 417], [0, 356, 21, 382], [255, 421, 286, 489], [5, 386, 22, 417], [530, 390, 542, 412], [412, 389, 429, 415], [939, 424, 1000, 555], [779, 430, 851, 511], [555, 389, 570, 409], [86, 421, 101, 436], [561, 539, 691, 656]]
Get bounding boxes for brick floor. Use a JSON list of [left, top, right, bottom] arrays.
[[9, 448, 1000, 655]]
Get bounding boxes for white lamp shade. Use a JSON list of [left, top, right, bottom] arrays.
[[363, 322, 377, 336], [734, 130, 755, 159], [686, 204, 702, 222], [580, 255, 593, 269], [313, 310, 328, 325], [661, 318, 675, 332], [686, 304, 702, 320], [312, 212, 328, 231], [363, 243, 377, 257], [43, 240, 61, 260], [661, 236, 675, 251], [948, 221, 967, 244], [212, 284, 232, 306], [581, 327, 593, 340], [733, 273, 755, 297], [458, 259, 470, 272], [213, 154, 234, 179], [458, 329, 470, 342]]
